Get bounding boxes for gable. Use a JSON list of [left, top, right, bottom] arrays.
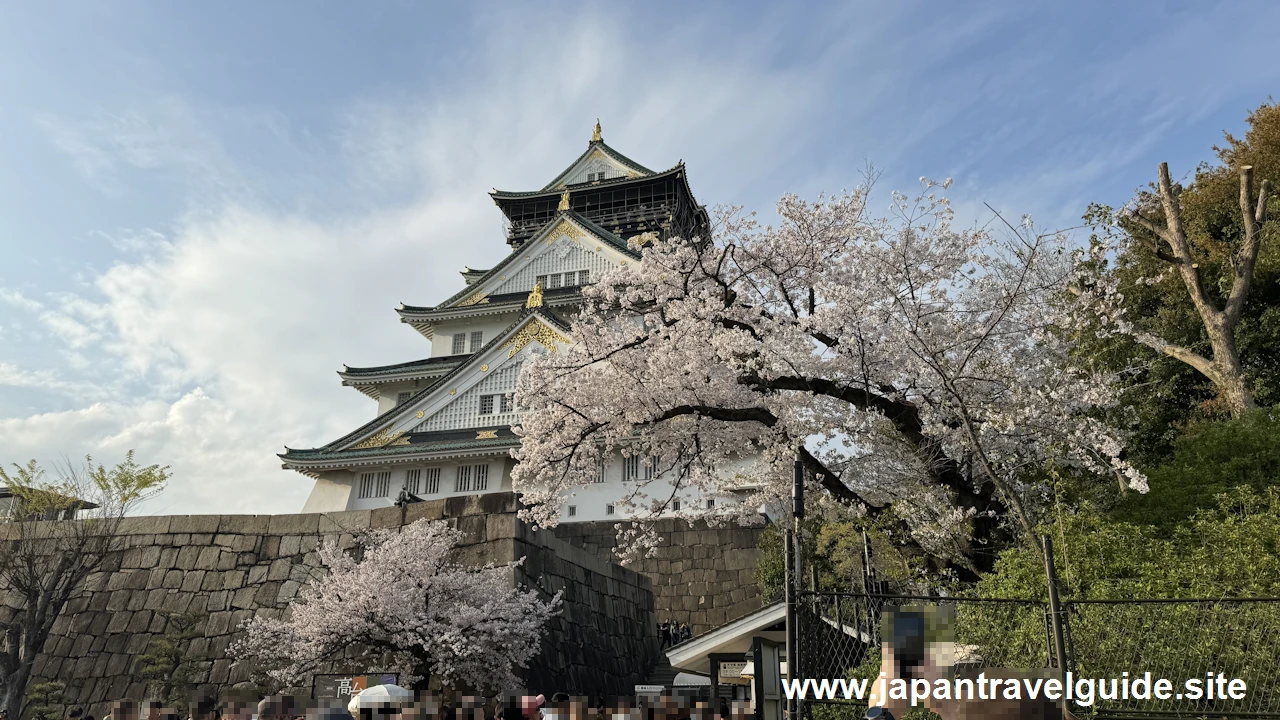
[[339, 315, 570, 450], [443, 216, 636, 308], [548, 147, 645, 190]]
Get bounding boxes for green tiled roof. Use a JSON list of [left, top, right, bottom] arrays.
[[281, 435, 518, 463]]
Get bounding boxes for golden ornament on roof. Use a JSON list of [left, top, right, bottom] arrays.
[[526, 280, 544, 309], [592, 119, 602, 142], [558, 189, 570, 212]]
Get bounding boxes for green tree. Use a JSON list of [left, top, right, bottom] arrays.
[[0, 452, 168, 720], [24, 681, 65, 720], [137, 612, 206, 708], [1076, 101, 1280, 459]]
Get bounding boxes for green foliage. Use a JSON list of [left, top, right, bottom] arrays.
[[1112, 409, 1280, 528], [0, 450, 169, 519], [25, 681, 65, 720], [137, 613, 206, 707], [1075, 100, 1280, 462]]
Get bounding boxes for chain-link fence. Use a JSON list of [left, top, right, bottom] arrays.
[[795, 592, 1280, 719], [1065, 598, 1280, 717], [795, 593, 1053, 719]]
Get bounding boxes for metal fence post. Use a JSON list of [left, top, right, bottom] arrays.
[[1042, 535, 1070, 673], [791, 452, 805, 719], [784, 529, 795, 720]]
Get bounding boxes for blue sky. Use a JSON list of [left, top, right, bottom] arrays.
[[1, 1, 1278, 515]]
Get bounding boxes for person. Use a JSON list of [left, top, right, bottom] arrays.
[[111, 701, 140, 720], [543, 694, 569, 720], [190, 696, 220, 720], [681, 623, 692, 643], [658, 621, 669, 649]]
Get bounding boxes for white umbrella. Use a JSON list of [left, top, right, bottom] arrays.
[[348, 684, 414, 712]]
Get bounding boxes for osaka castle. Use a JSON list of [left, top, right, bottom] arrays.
[[282, 122, 711, 521]]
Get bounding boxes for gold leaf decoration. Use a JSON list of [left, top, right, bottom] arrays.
[[415, 411, 424, 419], [457, 290, 490, 307], [353, 425, 408, 449], [501, 321, 569, 358], [481, 364, 489, 372], [476, 430, 499, 440], [546, 219, 585, 244]]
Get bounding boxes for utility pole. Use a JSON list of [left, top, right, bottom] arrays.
[[791, 450, 805, 719], [1042, 535, 1070, 674]]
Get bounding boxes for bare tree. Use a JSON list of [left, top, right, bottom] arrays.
[[1079, 163, 1272, 417], [0, 452, 168, 719]]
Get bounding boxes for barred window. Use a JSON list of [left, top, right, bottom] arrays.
[[500, 394, 514, 413], [405, 469, 421, 495], [596, 458, 607, 483], [568, 505, 577, 517], [469, 331, 483, 352], [422, 467, 441, 494], [536, 275, 547, 289], [706, 498, 716, 510], [357, 473, 375, 499], [396, 391, 412, 405], [375, 471, 391, 497], [547, 273, 563, 289], [605, 504, 615, 516], [622, 455, 639, 481], [479, 395, 495, 415], [451, 333, 466, 354], [577, 269, 590, 285], [456, 464, 489, 493], [672, 499, 681, 512]]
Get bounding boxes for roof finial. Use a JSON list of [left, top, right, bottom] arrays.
[[558, 189, 570, 212], [591, 118, 602, 142], [526, 280, 544, 309]]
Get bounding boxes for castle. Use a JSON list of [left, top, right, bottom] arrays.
[[279, 122, 766, 633]]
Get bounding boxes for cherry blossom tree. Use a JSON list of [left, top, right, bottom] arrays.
[[231, 520, 561, 693], [512, 180, 1143, 574]]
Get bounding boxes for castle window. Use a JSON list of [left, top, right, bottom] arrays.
[[470, 331, 483, 352], [706, 498, 716, 510], [547, 273, 563, 289], [672, 499, 681, 512], [605, 504, 615, 516], [423, 467, 441, 494], [359, 471, 391, 498], [577, 270, 590, 285], [479, 395, 495, 415], [596, 458, 607, 483], [456, 464, 489, 493], [451, 333, 467, 355], [396, 391, 412, 405], [536, 275, 547, 289], [405, 469, 421, 494], [622, 455, 639, 481], [500, 394, 514, 413], [568, 505, 577, 517]]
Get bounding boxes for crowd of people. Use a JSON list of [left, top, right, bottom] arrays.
[[658, 620, 692, 650], [51, 689, 750, 720]]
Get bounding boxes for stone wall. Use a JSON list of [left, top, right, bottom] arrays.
[[552, 519, 766, 635], [22, 493, 656, 715]]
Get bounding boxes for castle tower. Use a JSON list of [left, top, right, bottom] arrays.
[[281, 123, 711, 519]]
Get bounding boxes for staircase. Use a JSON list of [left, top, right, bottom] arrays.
[[643, 656, 681, 690]]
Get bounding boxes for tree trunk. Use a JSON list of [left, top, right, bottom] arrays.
[[1206, 320, 1256, 416]]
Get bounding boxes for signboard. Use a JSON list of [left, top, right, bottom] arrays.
[[634, 685, 665, 696], [313, 674, 400, 699], [719, 661, 748, 678]]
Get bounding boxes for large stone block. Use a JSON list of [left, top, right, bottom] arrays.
[[268, 513, 320, 535], [169, 515, 222, 534], [218, 514, 271, 535]]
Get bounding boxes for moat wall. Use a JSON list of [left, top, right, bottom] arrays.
[[18, 493, 657, 714], [552, 519, 767, 634]]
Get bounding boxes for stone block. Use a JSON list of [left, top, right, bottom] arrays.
[[176, 546, 200, 570], [169, 515, 222, 534], [370, 506, 402, 529], [267, 558, 292, 581], [254, 582, 280, 606], [230, 586, 257, 610], [221, 570, 246, 590], [268, 513, 320, 535], [195, 546, 221, 570], [216, 550, 238, 570], [161, 593, 192, 614], [206, 590, 229, 612], [126, 610, 153, 634], [162, 569, 184, 589], [279, 535, 302, 557], [218, 514, 271, 534], [158, 547, 180, 569]]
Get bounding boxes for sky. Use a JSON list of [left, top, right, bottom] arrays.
[[1, 1, 1278, 516]]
